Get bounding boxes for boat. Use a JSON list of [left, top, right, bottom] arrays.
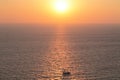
[[62, 69, 71, 76]]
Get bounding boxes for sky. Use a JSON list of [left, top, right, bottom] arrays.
[[0, 0, 120, 24]]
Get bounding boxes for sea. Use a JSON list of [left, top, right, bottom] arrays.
[[0, 24, 120, 80]]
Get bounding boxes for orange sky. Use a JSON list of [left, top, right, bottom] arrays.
[[0, 0, 120, 24]]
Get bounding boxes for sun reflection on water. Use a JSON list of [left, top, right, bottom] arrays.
[[36, 27, 86, 80], [42, 27, 75, 80]]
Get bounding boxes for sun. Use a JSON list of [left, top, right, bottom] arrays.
[[54, 0, 69, 13]]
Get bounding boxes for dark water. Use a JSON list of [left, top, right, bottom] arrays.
[[0, 24, 120, 80]]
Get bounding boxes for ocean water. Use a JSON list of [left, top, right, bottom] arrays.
[[0, 24, 120, 80]]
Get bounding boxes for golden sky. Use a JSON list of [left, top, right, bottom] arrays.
[[0, 0, 120, 24]]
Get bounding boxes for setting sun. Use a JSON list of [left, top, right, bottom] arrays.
[[54, 0, 69, 13]]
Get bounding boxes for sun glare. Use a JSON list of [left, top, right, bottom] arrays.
[[54, 0, 69, 13]]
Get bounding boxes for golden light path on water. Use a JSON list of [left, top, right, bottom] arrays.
[[45, 27, 72, 80], [37, 26, 86, 80]]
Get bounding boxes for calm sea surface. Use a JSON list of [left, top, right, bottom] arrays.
[[0, 24, 120, 80]]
